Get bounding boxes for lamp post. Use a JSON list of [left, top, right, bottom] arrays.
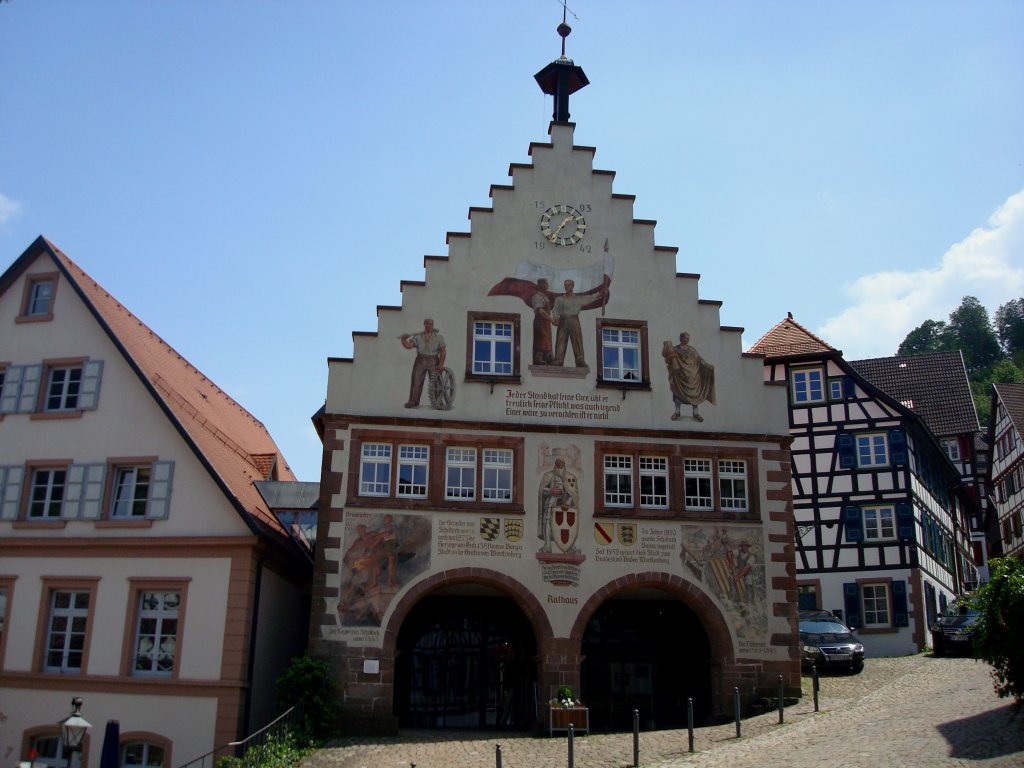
[[58, 697, 91, 768]]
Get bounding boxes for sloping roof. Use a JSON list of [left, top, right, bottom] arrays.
[[994, 382, 1024, 438], [849, 351, 980, 438], [747, 313, 838, 358], [7, 237, 296, 540]]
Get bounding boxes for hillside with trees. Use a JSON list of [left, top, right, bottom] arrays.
[[897, 296, 1024, 425]]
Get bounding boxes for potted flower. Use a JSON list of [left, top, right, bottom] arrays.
[[553, 686, 580, 708]]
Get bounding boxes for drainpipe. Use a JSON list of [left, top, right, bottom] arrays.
[[242, 554, 265, 735]]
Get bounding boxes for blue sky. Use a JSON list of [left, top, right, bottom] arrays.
[[2, 1, 1022, 481]]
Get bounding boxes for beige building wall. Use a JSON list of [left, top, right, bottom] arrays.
[[313, 123, 796, 732]]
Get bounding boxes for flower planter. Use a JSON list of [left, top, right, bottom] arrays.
[[548, 706, 589, 735]]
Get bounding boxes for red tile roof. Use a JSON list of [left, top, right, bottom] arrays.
[[747, 314, 837, 358], [28, 238, 295, 540]]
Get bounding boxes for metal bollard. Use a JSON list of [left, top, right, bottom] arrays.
[[567, 722, 575, 768], [778, 673, 784, 724], [812, 665, 820, 712], [633, 708, 639, 767], [734, 686, 741, 738], [495, 743, 502, 768], [687, 697, 694, 753]]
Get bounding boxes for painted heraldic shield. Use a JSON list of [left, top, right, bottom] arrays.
[[553, 506, 580, 552]]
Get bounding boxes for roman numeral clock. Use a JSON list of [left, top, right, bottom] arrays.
[[540, 204, 587, 246]]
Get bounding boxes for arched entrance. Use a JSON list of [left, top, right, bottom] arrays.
[[394, 589, 537, 730], [581, 589, 712, 731]]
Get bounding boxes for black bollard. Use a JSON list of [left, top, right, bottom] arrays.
[[567, 723, 575, 768], [813, 665, 820, 711], [734, 686, 741, 738], [778, 674, 784, 724], [633, 709, 639, 767], [687, 697, 694, 753], [495, 743, 502, 768]]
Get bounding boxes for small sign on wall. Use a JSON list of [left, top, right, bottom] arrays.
[[363, 659, 380, 675]]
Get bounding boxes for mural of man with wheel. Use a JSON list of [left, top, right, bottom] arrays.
[[400, 318, 455, 409]]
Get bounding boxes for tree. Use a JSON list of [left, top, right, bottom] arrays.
[[897, 319, 951, 356], [995, 298, 1024, 362], [946, 296, 1002, 373], [970, 557, 1024, 704], [275, 655, 340, 743]]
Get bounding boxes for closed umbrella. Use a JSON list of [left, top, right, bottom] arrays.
[[99, 720, 120, 768]]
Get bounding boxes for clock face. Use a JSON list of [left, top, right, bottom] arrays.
[[540, 204, 587, 246]]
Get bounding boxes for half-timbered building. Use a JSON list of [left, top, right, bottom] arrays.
[[749, 315, 975, 656], [989, 383, 1024, 559], [849, 351, 989, 586], [310, 34, 798, 734]]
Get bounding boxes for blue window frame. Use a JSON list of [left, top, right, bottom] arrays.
[[856, 433, 889, 466], [792, 368, 824, 403]]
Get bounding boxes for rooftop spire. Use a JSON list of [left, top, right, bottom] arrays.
[[534, 3, 589, 124]]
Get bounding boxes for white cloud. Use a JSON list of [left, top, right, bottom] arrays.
[[818, 189, 1024, 359], [0, 193, 23, 226]]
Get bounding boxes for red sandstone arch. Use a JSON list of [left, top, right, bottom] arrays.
[[570, 571, 735, 656], [381, 567, 554, 655]]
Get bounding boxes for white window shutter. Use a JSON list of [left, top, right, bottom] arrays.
[[80, 464, 106, 519], [77, 360, 104, 410], [147, 461, 174, 519], [62, 464, 85, 519], [0, 366, 24, 413], [0, 466, 24, 520], [17, 365, 41, 412]]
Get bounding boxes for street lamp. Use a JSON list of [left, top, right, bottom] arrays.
[[58, 697, 91, 768]]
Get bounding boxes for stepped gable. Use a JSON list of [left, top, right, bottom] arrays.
[[41, 237, 294, 538], [994, 382, 1024, 435], [849, 351, 980, 438], [747, 313, 837, 358]]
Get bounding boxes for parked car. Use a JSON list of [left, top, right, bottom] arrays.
[[930, 599, 979, 656], [799, 610, 865, 674]]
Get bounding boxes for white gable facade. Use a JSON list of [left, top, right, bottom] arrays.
[[0, 242, 309, 768], [312, 122, 796, 733]]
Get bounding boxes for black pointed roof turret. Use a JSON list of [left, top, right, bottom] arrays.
[[534, 12, 589, 123]]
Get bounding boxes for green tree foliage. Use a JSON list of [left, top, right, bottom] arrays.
[[970, 557, 1024, 704], [995, 297, 1024, 362], [897, 319, 951, 356], [946, 296, 1002, 373], [274, 655, 340, 743]]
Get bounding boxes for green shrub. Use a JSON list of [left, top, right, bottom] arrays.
[[216, 732, 311, 768], [970, 557, 1024, 703], [274, 655, 340, 742]]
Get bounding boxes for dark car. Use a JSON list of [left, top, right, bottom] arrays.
[[930, 599, 979, 656], [799, 610, 865, 673]]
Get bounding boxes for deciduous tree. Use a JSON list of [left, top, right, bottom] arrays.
[[995, 298, 1024, 362], [970, 557, 1024, 704], [947, 296, 1002, 373], [897, 319, 951, 356]]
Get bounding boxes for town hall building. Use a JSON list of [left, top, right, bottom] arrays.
[[309, 27, 798, 733]]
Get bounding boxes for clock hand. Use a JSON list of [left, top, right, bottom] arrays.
[[552, 215, 573, 236]]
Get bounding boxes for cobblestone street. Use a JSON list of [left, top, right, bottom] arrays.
[[303, 655, 1024, 768]]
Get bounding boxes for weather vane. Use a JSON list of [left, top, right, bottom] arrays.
[[556, 0, 579, 58]]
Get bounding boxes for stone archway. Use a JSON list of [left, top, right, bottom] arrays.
[[570, 573, 735, 728], [383, 568, 554, 730]]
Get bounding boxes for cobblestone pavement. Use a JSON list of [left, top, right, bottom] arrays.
[[302, 655, 1024, 768]]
